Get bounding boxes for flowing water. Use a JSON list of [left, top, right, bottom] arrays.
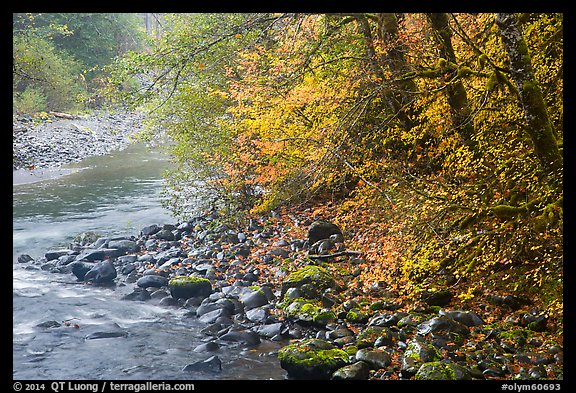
[[12, 143, 286, 380]]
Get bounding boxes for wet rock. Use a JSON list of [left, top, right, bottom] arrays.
[[193, 341, 220, 353], [415, 361, 472, 380], [355, 348, 392, 369], [439, 309, 485, 327], [121, 288, 151, 301], [136, 275, 169, 289], [108, 239, 139, 254], [182, 355, 222, 373], [218, 329, 261, 346], [332, 361, 370, 380], [17, 254, 34, 264], [240, 288, 269, 310], [401, 340, 442, 376], [45, 249, 70, 261], [255, 322, 285, 339], [141, 224, 161, 236], [417, 316, 470, 337], [83, 260, 117, 284], [356, 326, 394, 348], [278, 338, 349, 380], [70, 261, 95, 281]]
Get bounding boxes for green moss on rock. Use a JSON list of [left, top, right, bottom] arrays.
[[281, 265, 335, 298], [415, 361, 472, 380], [278, 338, 349, 379], [168, 275, 212, 300]]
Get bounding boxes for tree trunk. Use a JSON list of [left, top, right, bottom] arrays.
[[355, 14, 413, 132], [427, 13, 476, 152], [496, 13, 562, 186]]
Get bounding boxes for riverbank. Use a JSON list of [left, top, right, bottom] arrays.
[[13, 110, 145, 171], [15, 205, 564, 380]]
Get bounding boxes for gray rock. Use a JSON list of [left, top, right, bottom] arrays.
[[136, 275, 169, 289], [17, 254, 34, 264], [83, 260, 117, 284], [240, 289, 269, 310], [307, 220, 343, 244], [439, 310, 485, 327], [45, 249, 70, 261], [121, 288, 151, 301], [182, 355, 221, 373], [70, 261, 96, 281], [193, 341, 220, 353], [417, 316, 470, 337], [141, 224, 160, 236], [218, 329, 261, 346], [332, 361, 370, 380], [355, 348, 392, 369], [108, 239, 139, 253]]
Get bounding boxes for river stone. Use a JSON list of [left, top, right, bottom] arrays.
[[415, 361, 472, 380], [108, 239, 139, 253], [76, 248, 123, 262], [240, 289, 269, 310], [331, 361, 370, 380], [45, 249, 70, 261], [17, 254, 34, 264], [121, 288, 152, 301], [182, 355, 222, 373], [417, 316, 470, 337], [401, 340, 442, 376], [155, 229, 175, 241], [141, 224, 161, 236], [355, 348, 392, 369], [136, 275, 169, 289], [83, 260, 117, 284], [307, 220, 343, 245], [278, 338, 349, 380], [70, 261, 96, 281], [218, 329, 261, 346], [193, 341, 220, 353], [439, 309, 485, 327], [169, 276, 212, 300]]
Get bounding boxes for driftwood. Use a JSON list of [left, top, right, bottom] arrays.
[[308, 250, 363, 260], [48, 111, 78, 120]]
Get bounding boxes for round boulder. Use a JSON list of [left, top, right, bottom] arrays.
[[169, 276, 212, 300]]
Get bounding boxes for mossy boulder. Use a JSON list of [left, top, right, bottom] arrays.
[[356, 326, 394, 348], [168, 276, 212, 300], [401, 340, 442, 376], [283, 299, 336, 326], [415, 361, 472, 380], [281, 265, 336, 298], [278, 338, 349, 379]]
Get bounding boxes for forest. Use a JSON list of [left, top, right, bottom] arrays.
[[13, 13, 563, 380], [108, 13, 563, 313]]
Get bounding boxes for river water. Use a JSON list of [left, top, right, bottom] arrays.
[[12, 143, 286, 380]]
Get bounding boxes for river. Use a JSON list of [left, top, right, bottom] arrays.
[[12, 143, 286, 380]]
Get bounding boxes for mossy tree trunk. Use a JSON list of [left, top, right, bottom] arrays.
[[355, 14, 414, 132], [377, 13, 419, 130], [495, 13, 563, 187], [426, 13, 477, 153]]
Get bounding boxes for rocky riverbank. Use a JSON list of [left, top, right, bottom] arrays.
[[13, 110, 145, 170], [16, 209, 564, 380]]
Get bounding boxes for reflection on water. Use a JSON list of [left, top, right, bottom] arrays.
[[13, 143, 174, 261]]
